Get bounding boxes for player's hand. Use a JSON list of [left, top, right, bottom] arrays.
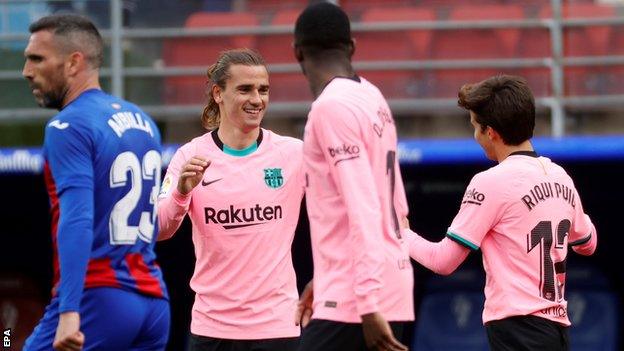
[[177, 156, 211, 195], [295, 280, 313, 327], [361, 312, 407, 351], [53, 312, 84, 351], [401, 216, 409, 229]]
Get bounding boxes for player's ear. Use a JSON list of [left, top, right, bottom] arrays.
[[486, 126, 500, 141], [66, 51, 84, 76], [294, 44, 304, 63], [347, 38, 356, 58], [212, 84, 223, 104]]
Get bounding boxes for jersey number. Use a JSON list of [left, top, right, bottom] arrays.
[[527, 219, 571, 301], [109, 150, 161, 245]]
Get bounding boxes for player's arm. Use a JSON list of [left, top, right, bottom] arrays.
[[157, 151, 209, 241], [403, 229, 470, 275], [311, 101, 384, 316], [45, 119, 95, 349], [569, 188, 597, 256], [409, 172, 502, 275]]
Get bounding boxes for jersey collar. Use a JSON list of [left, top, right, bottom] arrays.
[[509, 150, 538, 158], [211, 128, 263, 157]]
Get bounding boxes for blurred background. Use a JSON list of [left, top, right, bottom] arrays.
[[1, 0, 623, 350]]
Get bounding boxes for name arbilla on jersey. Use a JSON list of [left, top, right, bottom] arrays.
[[204, 204, 282, 229], [328, 144, 360, 165], [462, 188, 485, 206]]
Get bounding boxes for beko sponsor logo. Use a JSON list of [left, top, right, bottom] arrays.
[[327, 144, 360, 165]]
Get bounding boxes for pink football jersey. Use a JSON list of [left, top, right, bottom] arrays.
[[447, 153, 596, 326], [303, 76, 414, 323], [158, 129, 304, 339]]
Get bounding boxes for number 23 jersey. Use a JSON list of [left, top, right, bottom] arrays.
[[44, 89, 167, 313]]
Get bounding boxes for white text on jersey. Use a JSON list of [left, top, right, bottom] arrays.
[[108, 111, 154, 138]]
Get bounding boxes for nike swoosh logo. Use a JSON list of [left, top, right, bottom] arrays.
[[202, 178, 222, 186], [48, 120, 70, 130]]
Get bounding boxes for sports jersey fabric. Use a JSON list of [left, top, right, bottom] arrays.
[[158, 129, 304, 339], [302, 76, 414, 323]]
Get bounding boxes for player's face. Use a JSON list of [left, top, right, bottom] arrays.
[[23, 30, 69, 110], [470, 111, 496, 161], [214, 64, 269, 133]]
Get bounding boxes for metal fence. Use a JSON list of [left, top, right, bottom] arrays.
[[2, 0, 624, 137]]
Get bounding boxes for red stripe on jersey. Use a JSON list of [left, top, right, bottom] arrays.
[[44, 162, 61, 296], [84, 257, 121, 288], [126, 253, 164, 298]]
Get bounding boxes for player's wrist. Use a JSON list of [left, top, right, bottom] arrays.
[[172, 186, 192, 204]]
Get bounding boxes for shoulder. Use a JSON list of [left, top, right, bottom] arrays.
[[177, 132, 213, 156], [264, 129, 303, 151], [469, 164, 508, 189], [45, 109, 92, 143]]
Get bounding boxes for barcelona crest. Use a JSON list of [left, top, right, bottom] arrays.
[[264, 168, 284, 189]]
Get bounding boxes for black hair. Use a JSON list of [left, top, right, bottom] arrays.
[[458, 75, 535, 145], [294, 2, 352, 51], [29, 14, 104, 68]]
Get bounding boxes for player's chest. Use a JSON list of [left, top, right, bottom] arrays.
[[194, 156, 296, 201]]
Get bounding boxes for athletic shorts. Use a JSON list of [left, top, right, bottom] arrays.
[[188, 333, 299, 351], [24, 287, 170, 351], [297, 319, 406, 351], [485, 315, 569, 351]]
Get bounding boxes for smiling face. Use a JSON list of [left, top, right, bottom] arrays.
[[213, 64, 269, 133], [22, 30, 69, 110]]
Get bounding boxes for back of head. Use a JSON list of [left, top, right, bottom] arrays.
[[202, 48, 266, 130], [29, 14, 103, 69], [458, 75, 535, 145], [294, 2, 352, 57]]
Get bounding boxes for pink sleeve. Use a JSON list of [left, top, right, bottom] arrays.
[[157, 148, 190, 241], [404, 229, 470, 275], [569, 189, 597, 255], [394, 161, 409, 219], [311, 101, 384, 316]]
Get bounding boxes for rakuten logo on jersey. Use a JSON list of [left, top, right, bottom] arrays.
[[461, 188, 485, 206], [204, 204, 282, 229], [327, 144, 360, 165]]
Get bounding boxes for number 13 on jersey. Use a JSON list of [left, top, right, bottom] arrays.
[[527, 219, 571, 302]]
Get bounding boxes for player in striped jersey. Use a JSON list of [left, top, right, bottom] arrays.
[[23, 14, 169, 351]]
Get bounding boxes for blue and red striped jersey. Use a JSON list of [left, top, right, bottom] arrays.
[[43, 89, 168, 312]]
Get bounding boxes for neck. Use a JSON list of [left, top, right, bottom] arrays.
[[304, 59, 354, 98], [496, 140, 534, 162], [217, 124, 260, 150], [62, 70, 101, 108]]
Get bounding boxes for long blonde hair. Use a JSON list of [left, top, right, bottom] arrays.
[[202, 48, 267, 130]]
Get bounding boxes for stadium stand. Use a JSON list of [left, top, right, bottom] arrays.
[[430, 5, 525, 98], [434, 5, 524, 60], [540, 3, 616, 96], [162, 12, 259, 105], [256, 9, 313, 101], [355, 7, 436, 98]]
